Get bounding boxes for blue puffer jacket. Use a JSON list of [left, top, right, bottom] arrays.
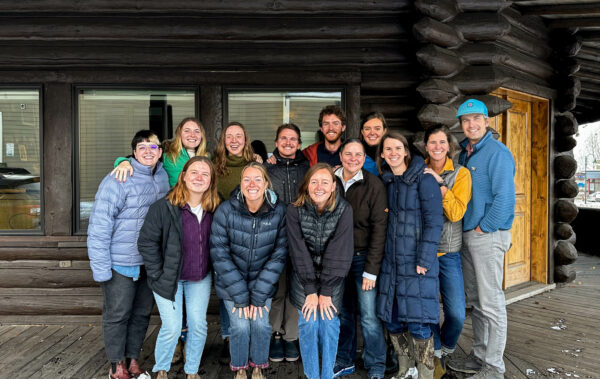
[[87, 158, 169, 282], [376, 155, 444, 324], [210, 187, 287, 308]]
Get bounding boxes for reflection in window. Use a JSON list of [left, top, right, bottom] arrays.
[[78, 89, 195, 232], [0, 89, 41, 231], [227, 91, 342, 153]]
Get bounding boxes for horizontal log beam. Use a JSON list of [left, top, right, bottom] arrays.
[[0, 294, 102, 315], [456, 0, 511, 12], [519, 3, 600, 16], [0, 268, 96, 288], [0, 1, 412, 14], [501, 7, 549, 41], [548, 17, 600, 29], [0, 16, 406, 41], [414, 0, 458, 22]]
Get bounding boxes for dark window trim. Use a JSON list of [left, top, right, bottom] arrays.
[[0, 85, 44, 235], [72, 84, 200, 235], [223, 85, 347, 128]]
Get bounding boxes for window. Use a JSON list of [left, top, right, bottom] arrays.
[[227, 90, 343, 153], [0, 89, 42, 232], [76, 88, 196, 233]]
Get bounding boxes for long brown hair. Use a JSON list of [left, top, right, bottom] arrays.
[[377, 131, 412, 174], [167, 156, 220, 213], [292, 163, 337, 212], [163, 117, 208, 163], [213, 122, 255, 176]]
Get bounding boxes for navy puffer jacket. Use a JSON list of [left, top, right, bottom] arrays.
[[376, 155, 444, 324], [210, 187, 287, 308]]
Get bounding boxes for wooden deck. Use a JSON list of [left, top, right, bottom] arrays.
[[0, 254, 599, 379]]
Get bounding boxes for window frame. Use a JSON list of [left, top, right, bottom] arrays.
[[72, 84, 200, 235], [0, 85, 44, 235], [223, 86, 346, 144]]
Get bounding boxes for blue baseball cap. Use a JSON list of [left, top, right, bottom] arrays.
[[456, 99, 488, 118]]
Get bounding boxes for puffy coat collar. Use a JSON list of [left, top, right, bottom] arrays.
[[271, 148, 308, 166], [130, 157, 163, 177], [381, 155, 426, 185], [229, 186, 279, 216]]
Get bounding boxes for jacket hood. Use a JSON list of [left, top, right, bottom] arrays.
[[381, 155, 426, 185], [229, 186, 279, 215], [271, 148, 308, 166]]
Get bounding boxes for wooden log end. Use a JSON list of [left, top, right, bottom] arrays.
[[553, 154, 577, 179], [555, 135, 577, 153], [554, 222, 574, 240], [554, 179, 579, 199], [554, 199, 579, 223], [554, 113, 578, 136], [554, 264, 576, 283]]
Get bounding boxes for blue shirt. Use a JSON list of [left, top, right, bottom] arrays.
[[458, 131, 516, 232]]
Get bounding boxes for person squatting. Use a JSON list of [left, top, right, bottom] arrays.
[[88, 101, 515, 379]]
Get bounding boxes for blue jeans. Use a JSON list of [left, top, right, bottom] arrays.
[[298, 309, 340, 379], [337, 254, 386, 377], [220, 300, 230, 339], [153, 274, 212, 374], [431, 252, 465, 352], [224, 299, 272, 370]]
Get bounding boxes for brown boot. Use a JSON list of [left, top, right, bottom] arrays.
[[412, 336, 434, 379], [251, 367, 265, 379], [234, 369, 247, 379], [433, 355, 447, 379], [109, 361, 131, 379], [186, 374, 201, 379], [156, 370, 168, 379], [389, 332, 412, 378]]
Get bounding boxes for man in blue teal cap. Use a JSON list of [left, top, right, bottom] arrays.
[[447, 99, 515, 379]]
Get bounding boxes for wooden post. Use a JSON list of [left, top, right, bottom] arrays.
[[200, 85, 223, 153]]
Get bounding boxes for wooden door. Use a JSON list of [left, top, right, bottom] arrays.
[[488, 96, 532, 288]]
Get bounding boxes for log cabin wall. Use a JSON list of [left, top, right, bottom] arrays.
[[0, 1, 421, 318]]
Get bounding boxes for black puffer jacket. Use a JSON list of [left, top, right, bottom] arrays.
[[138, 198, 213, 301], [266, 150, 310, 204], [210, 188, 288, 308], [286, 198, 354, 311]]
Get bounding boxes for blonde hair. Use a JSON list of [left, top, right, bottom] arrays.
[[240, 162, 273, 191], [213, 122, 255, 176], [164, 117, 208, 164], [292, 163, 337, 212], [167, 156, 220, 213]]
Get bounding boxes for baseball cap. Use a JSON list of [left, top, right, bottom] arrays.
[[456, 99, 488, 118]]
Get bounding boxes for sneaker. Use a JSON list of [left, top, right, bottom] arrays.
[[333, 363, 355, 378], [284, 340, 299, 362], [219, 338, 231, 365], [128, 359, 150, 379], [269, 335, 284, 362], [447, 352, 482, 374], [467, 364, 503, 379], [109, 362, 131, 379], [156, 371, 168, 379]]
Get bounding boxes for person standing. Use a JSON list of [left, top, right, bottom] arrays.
[[302, 105, 346, 167], [332, 140, 388, 379], [359, 112, 388, 176], [287, 163, 354, 379], [138, 156, 220, 379], [447, 99, 515, 379], [87, 130, 169, 379], [210, 163, 288, 379], [376, 132, 443, 379], [266, 123, 309, 362], [423, 126, 472, 377]]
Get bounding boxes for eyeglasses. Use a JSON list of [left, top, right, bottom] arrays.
[[136, 144, 159, 151]]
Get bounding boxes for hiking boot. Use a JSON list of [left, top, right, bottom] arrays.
[[447, 351, 483, 374], [234, 369, 247, 379], [467, 364, 503, 379], [109, 362, 131, 379], [284, 340, 300, 362], [251, 367, 265, 379], [269, 335, 284, 362], [155, 370, 168, 379], [220, 338, 231, 365], [333, 363, 355, 378], [186, 374, 201, 379], [433, 355, 447, 379], [412, 336, 434, 379], [389, 332, 412, 379], [128, 359, 150, 379]]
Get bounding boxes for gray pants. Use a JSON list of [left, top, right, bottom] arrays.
[[269, 262, 299, 341], [462, 229, 511, 373]]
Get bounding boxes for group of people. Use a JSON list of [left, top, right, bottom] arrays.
[[87, 99, 515, 379]]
